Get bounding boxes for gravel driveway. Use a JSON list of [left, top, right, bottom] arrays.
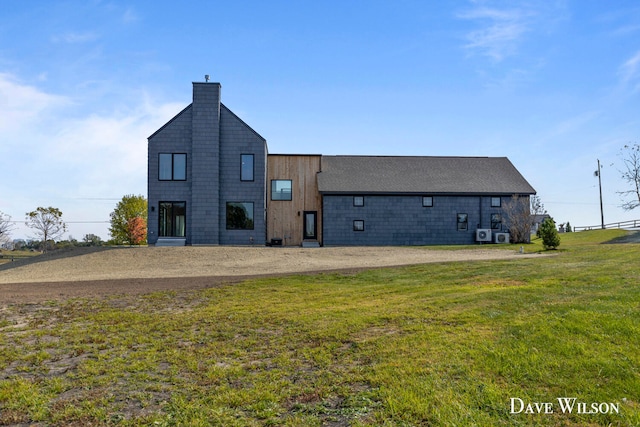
[[0, 245, 538, 303]]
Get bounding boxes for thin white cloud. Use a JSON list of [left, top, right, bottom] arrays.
[[51, 31, 99, 44], [0, 73, 184, 239], [122, 7, 138, 24], [610, 24, 640, 37], [0, 73, 69, 134], [619, 50, 640, 87], [549, 110, 601, 137], [457, 3, 534, 61]]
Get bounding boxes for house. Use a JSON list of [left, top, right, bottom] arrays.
[[147, 80, 536, 246]]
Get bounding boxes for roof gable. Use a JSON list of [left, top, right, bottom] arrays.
[[317, 156, 536, 195], [148, 104, 192, 140]]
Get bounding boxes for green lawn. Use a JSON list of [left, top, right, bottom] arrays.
[[1, 230, 638, 426]]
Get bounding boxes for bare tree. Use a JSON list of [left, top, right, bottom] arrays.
[[25, 207, 67, 251], [0, 211, 15, 245], [530, 194, 546, 217], [502, 195, 533, 243], [617, 143, 640, 211]]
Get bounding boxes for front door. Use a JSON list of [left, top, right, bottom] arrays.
[[303, 211, 317, 240]]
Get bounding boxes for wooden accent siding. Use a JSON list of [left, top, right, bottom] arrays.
[[267, 155, 322, 246]]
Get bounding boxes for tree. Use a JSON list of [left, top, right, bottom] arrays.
[[109, 195, 147, 245], [0, 211, 15, 245], [126, 217, 146, 245], [539, 217, 560, 250], [502, 195, 534, 243], [617, 143, 640, 210], [25, 207, 67, 251], [83, 234, 103, 246], [530, 195, 546, 217]]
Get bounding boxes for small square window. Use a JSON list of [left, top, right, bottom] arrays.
[[491, 213, 502, 229], [491, 197, 501, 207], [422, 196, 433, 207], [271, 180, 292, 201], [353, 196, 364, 207], [457, 213, 468, 231], [353, 220, 365, 231]]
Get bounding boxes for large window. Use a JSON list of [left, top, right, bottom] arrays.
[[159, 202, 186, 237], [271, 180, 292, 201], [241, 154, 254, 181], [159, 153, 186, 181], [457, 213, 468, 231], [226, 202, 254, 230]]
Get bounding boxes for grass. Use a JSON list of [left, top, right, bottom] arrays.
[[0, 249, 41, 265], [0, 230, 638, 426]]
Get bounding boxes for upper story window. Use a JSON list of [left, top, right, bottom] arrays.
[[422, 196, 433, 207], [271, 180, 292, 201], [491, 197, 501, 207], [159, 153, 187, 181], [241, 154, 254, 181], [353, 196, 364, 207]]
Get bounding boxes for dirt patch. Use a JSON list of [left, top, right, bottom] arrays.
[[0, 246, 540, 303]]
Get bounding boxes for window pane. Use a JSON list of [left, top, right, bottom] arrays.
[[159, 154, 172, 180], [241, 154, 254, 181], [353, 220, 364, 231], [491, 213, 502, 230], [173, 154, 186, 180], [159, 202, 186, 237], [271, 180, 292, 200], [457, 213, 468, 231], [305, 213, 316, 238], [159, 202, 170, 236], [422, 196, 433, 207], [174, 202, 186, 237], [353, 196, 364, 207], [226, 202, 254, 229], [491, 197, 501, 207]]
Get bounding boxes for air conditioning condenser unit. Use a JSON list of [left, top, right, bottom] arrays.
[[476, 229, 492, 242], [494, 232, 510, 244]]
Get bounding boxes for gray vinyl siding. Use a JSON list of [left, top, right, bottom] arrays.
[[218, 106, 267, 245], [190, 83, 221, 244], [322, 194, 514, 246], [147, 107, 193, 245], [148, 83, 267, 245]]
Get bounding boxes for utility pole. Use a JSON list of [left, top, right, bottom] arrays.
[[595, 159, 604, 229]]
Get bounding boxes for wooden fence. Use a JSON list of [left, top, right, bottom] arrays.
[[574, 219, 640, 232]]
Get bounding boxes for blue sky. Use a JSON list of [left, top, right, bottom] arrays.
[[2, 0, 640, 240]]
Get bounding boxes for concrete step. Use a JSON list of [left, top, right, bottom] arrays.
[[155, 238, 186, 247], [302, 240, 321, 248]]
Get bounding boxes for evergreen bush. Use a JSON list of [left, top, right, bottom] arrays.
[[539, 217, 561, 249]]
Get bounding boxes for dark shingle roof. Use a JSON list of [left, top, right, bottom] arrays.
[[317, 156, 536, 195]]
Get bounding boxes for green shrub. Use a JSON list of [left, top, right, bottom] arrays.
[[539, 217, 560, 249]]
